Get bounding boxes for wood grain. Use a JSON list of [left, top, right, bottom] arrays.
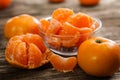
[[0, 0, 120, 80]]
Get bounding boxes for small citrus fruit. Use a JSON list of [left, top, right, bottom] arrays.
[[4, 14, 40, 40], [0, 0, 11, 9], [49, 0, 64, 3], [79, 0, 100, 6], [77, 37, 120, 77]]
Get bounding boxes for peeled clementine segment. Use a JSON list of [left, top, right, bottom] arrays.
[[46, 19, 62, 35], [5, 40, 22, 61], [52, 8, 74, 23], [67, 12, 93, 28], [61, 32, 80, 47], [90, 21, 99, 31], [22, 33, 46, 53], [59, 22, 80, 36], [59, 22, 81, 47], [5, 33, 52, 69], [47, 36, 61, 49], [49, 54, 77, 72], [14, 42, 28, 66], [79, 27, 92, 35], [76, 28, 92, 46], [40, 19, 50, 32], [28, 43, 42, 69]]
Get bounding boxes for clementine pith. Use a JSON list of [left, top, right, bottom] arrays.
[[77, 37, 120, 77]]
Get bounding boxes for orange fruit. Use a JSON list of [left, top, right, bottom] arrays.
[[5, 33, 52, 69], [4, 14, 40, 40], [40, 18, 50, 32], [49, 53, 77, 72], [77, 37, 120, 77], [0, 0, 11, 9], [79, 0, 100, 6], [52, 8, 74, 23], [49, 0, 64, 3], [67, 12, 93, 28]]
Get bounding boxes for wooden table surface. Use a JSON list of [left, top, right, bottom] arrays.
[[0, 0, 120, 80]]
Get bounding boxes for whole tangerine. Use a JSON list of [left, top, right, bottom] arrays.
[[4, 14, 40, 40], [79, 0, 100, 6], [77, 37, 120, 77], [0, 0, 11, 9], [49, 0, 64, 3]]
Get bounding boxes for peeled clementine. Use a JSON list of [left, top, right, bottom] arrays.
[[5, 33, 52, 69], [4, 14, 40, 40], [49, 53, 77, 72], [77, 37, 120, 77]]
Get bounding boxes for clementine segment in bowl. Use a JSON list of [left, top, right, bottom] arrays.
[[52, 8, 74, 23], [59, 22, 81, 47], [77, 27, 92, 46], [49, 53, 77, 72], [5, 33, 52, 69], [40, 18, 50, 32], [40, 8, 96, 48], [67, 12, 93, 28], [46, 18, 62, 35]]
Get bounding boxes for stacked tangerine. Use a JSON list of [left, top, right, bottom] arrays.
[[40, 8, 97, 48]]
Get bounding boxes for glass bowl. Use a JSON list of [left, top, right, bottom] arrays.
[[39, 17, 102, 56]]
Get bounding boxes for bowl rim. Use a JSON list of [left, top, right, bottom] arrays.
[[39, 17, 102, 38]]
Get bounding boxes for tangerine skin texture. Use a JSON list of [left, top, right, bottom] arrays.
[[77, 37, 120, 77], [4, 14, 40, 40], [5, 33, 49, 69]]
